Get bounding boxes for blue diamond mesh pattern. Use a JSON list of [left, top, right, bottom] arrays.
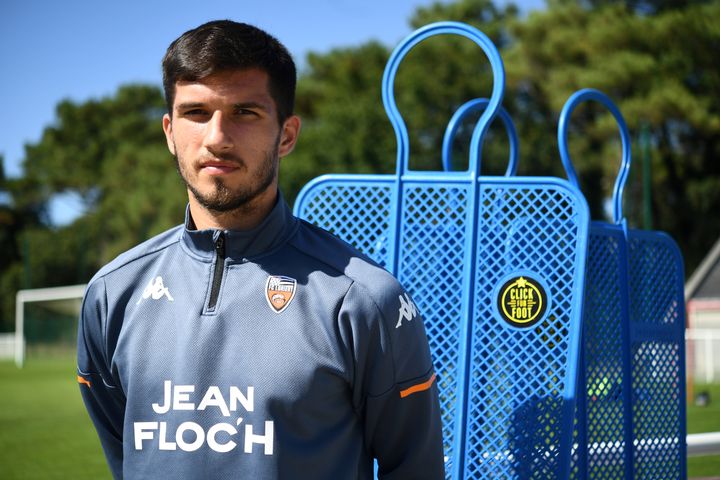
[[295, 178, 587, 479], [570, 403, 581, 480], [294, 183, 393, 267], [628, 235, 684, 327], [630, 341, 682, 479], [567, 227, 686, 480], [462, 185, 584, 479], [628, 233, 686, 479], [295, 180, 467, 476], [571, 227, 631, 479], [396, 184, 470, 476]]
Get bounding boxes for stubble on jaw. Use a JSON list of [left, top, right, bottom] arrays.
[[172, 136, 280, 216]]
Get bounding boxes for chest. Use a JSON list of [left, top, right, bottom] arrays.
[[112, 261, 352, 429]]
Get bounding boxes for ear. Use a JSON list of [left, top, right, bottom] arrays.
[[162, 113, 176, 156], [278, 115, 301, 158]]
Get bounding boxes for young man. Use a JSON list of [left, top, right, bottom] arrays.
[[77, 20, 445, 479]]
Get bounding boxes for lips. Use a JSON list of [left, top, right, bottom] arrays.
[[200, 160, 241, 175]]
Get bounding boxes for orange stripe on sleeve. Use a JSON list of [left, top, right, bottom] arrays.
[[399, 372, 437, 398], [77, 375, 92, 388]]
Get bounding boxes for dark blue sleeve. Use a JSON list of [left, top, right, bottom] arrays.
[[342, 282, 445, 479], [77, 278, 125, 479]]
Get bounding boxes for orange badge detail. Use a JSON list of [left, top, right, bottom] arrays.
[[400, 373, 437, 398], [77, 375, 92, 388], [265, 275, 297, 313]]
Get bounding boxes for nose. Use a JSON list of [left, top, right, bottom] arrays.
[[203, 111, 233, 153]]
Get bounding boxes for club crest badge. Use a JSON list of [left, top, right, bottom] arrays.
[[265, 275, 297, 313]]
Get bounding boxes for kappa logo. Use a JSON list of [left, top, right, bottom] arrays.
[[395, 292, 418, 329], [265, 276, 297, 313], [137, 276, 174, 305]]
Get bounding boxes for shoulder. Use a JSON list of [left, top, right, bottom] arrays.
[[89, 224, 183, 284], [289, 220, 415, 327], [292, 222, 433, 384], [289, 219, 433, 385], [290, 219, 400, 292], [81, 224, 183, 336]]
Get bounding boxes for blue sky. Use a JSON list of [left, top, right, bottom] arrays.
[[0, 0, 543, 222]]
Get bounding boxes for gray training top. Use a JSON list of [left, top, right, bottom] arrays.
[[77, 193, 445, 479]]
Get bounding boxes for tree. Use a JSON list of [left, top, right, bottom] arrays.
[[18, 84, 186, 264], [0, 155, 44, 331], [283, 42, 395, 203], [3, 0, 718, 333], [0, 85, 186, 331], [562, 0, 713, 15], [506, 0, 720, 269], [293, 0, 720, 270], [287, 0, 521, 193]]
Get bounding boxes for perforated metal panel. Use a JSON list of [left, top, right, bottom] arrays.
[[294, 178, 394, 268], [572, 225, 633, 480], [560, 89, 687, 480], [295, 21, 591, 480], [296, 178, 470, 474], [571, 227, 687, 480], [462, 183, 587, 479], [396, 182, 470, 477], [627, 231, 686, 480], [295, 175, 589, 480]]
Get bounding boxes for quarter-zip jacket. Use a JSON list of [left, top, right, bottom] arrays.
[[77, 194, 445, 479]]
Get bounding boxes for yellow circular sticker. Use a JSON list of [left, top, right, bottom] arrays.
[[497, 275, 548, 328]]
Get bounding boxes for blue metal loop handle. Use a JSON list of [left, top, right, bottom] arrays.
[[558, 88, 631, 224], [382, 21, 506, 177], [441, 98, 519, 175]]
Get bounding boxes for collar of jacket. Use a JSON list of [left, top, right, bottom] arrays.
[[180, 190, 299, 262]]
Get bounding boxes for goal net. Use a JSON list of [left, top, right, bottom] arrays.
[[15, 284, 86, 367]]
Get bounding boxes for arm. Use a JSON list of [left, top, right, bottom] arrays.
[[77, 278, 126, 479], [341, 282, 445, 479]]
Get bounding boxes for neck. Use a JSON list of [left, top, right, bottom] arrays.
[[188, 188, 278, 231]]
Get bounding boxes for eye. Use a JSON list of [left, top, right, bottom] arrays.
[[185, 109, 208, 117], [234, 107, 259, 117], [175, 106, 211, 121]]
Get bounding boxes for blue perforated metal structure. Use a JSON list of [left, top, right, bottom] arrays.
[[442, 97, 519, 175], [559, 89, 687, 480], [627, 230, 686, 479], [294, 22, 590, 479]]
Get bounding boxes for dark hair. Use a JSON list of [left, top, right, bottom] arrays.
[[162, 20, 296, 123]]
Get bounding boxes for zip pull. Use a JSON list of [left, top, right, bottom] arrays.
[[207, 232, 226, 311], [215, 233, 225, 257]]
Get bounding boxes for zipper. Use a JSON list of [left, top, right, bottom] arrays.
[[207, 232, 225, 311]]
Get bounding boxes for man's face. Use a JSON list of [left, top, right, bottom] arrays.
[[163, 69, 299, 214]]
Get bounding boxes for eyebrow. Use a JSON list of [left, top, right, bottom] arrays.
[[175, 102, 206, 112], [233, 101, 270, 112], [175, 101, 271, 112]]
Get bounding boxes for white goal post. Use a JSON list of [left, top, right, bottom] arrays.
[[15, 284, 86, 367]]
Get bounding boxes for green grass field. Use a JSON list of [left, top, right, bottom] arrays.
[[686, 382, 720, 477], [0, 357, 111, 479], [1, 357, 719, 479]]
